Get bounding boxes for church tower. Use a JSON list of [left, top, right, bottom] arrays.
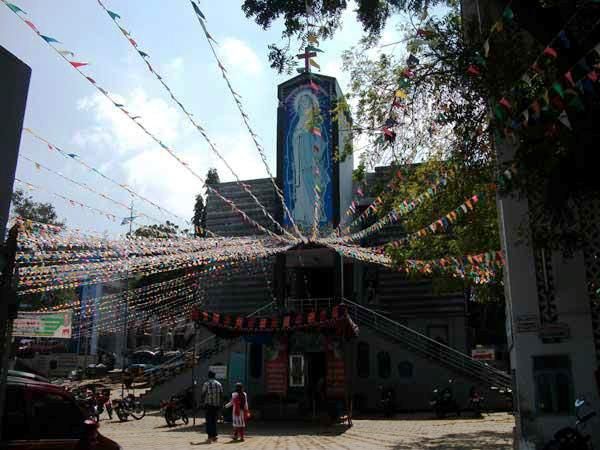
[[276, 72, 353, 236]]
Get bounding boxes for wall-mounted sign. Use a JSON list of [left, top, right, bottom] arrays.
[[13, 311, 72, 338], [208, 365, 227, 380], [471, 347, 496, 360], [515, 314, 539, 333], [539, 322, 570, 342]]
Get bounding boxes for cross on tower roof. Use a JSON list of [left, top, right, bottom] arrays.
[[297, 48, 317, 73]]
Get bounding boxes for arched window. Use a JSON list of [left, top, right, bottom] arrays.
[[356, 342, 370, 378], [249, 343, 262, 379], [398, 361, 414, 378], [377, 351, 391, 379]]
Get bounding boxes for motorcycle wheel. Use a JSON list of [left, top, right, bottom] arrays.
[[116, 409, 129, 422], [182, 412, 189, 425], [130, 401, 146, 420], [106, 404, 113, 420], [165, 410, 176, 427]]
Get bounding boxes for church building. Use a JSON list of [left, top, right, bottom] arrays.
[[143, 71, 510, 416]]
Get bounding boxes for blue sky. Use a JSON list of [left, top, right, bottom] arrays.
[[1, 0, 403, 235]]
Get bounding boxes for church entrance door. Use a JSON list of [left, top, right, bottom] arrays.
[[307, 352, 327, 415]]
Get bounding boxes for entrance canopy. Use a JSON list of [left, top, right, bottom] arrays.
[[191, 304, 359, 340]]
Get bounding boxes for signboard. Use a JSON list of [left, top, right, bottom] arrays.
[[265, 337, 288, 394], [515, 314, 539, 333], [471, 347, 496, 360], [539, 322, 570, 341], [13, 311, 72, 338], [208, 365, 227, 380]]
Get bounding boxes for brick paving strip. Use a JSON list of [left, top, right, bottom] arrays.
[[99, 411, 514, 450]]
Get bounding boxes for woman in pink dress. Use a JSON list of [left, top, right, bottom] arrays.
[[225, 383, 249, 441]]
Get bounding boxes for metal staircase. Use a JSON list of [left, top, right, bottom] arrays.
[[344, 299, 512, 390], [139, 302, 275, 405]]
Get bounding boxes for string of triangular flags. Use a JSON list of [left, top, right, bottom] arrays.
[[1, 1, 221, 195], [20, 155, 168, 225], [96, 0, 298, 243], [482, 2, 600, 137], [326, 172, 450, 243], [24, 129, 188, 226], [14, 177, 120, 224], [372, 192, 484, 251], [188, 0, 303, 240]]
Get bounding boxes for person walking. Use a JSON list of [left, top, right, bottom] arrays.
[[201, 370, 223, 443], [225, 383, 249, 442]]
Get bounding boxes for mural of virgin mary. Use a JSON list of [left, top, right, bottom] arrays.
[[284, 89, 331, 230]]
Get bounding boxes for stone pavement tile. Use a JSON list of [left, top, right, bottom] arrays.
[[99, 411, 514, 450]]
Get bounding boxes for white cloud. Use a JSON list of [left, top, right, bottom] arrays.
[[75, 88, 186, 154], [162, 57, 185, 81], [220, 38, 262, 76], [73, 85, 270, 222]]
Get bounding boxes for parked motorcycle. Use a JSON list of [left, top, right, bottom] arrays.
[[112, 393, 146, 422], [378, 386, 395, 418], [490, 385, 513, 412], [542, 399, 597, 450], [160, 395, 189, 427], [430, 379, 460, 418], [468, 386, 484, 417]]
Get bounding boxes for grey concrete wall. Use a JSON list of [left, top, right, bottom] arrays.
[[350, 328, 507, 412]]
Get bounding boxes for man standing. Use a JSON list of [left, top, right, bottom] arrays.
[[201, 370, 223, 443]]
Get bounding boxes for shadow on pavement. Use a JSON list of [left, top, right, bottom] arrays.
[[164, 421, 350, 437], [391, 430, 512, 450]]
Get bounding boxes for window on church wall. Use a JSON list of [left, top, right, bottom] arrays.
[[289, 354, 305, 387], [249, 343, 263, 379], [377, 351, 391, 379], [357, 342, 370, 378], [533, 355, 574, 415], [398, 361, 414, 378]]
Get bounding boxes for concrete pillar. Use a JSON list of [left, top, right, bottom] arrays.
[[497, 140, 599, 448]]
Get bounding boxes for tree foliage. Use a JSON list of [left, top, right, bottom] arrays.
[[11, 189, 65, 227], [130, 221, 188, 239], [205, 168, 220, 186], [242, 0, 452, 73]]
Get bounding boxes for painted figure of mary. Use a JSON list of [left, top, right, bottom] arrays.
[[286, 90, 330, 230]]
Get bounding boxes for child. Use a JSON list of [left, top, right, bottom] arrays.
[[225, 382, 249, 441]]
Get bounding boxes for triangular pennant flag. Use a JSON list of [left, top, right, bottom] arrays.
[[138, 50, 150, 58], [557, 110, 572, 130], [543, 47, 558, 59], [24, 20, 38, 32], [86, 76, 96, 84], [41, 35, 61, 44], [309, 58, 320, 70], [306, 45, 323, 53], [58, 50, 75, 57], [107, 10, 120, 20], [70, 61, 89, 68], [192, 1, 207, 20], [395, 89, 408, 99], [483, 39, 490, 57], [502, 6, 514, 21], [6, 2, 26, 14]]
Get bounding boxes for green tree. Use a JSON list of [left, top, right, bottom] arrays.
[[192, 194, 206, 237], [242, 0, 451, 73], [130, 221, 187, 238], [205, 168, 220, 186], [11, 189, 65, 227]]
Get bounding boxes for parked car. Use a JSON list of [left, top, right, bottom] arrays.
[[16, 339, 68, 357], [1, 370, 121, 449]]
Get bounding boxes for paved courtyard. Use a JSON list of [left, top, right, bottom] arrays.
[[99, 411, 514, 449]]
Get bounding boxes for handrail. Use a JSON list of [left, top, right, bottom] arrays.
[[343, 298, 511, 386], [149, 301, 276, 371]]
